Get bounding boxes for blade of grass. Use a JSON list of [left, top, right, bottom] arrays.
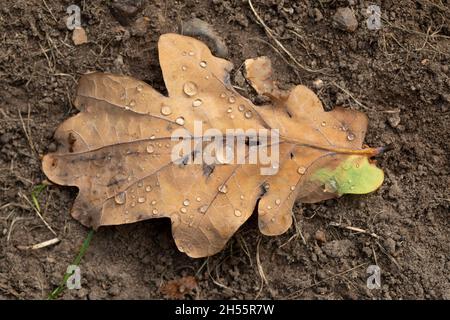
[[31, 184, 47, 212], [48, 229, 94, 299]]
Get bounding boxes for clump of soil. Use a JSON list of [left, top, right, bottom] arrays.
[[0, 0, 449, 299]]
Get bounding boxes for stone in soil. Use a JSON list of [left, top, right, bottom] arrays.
[[333, 7, 358, 32]]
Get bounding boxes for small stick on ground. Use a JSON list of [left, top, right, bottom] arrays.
[[287, 262, 368, 299], [18, 106, 38, 158], [17, 237, 60, 250], [376, 241, 402, 271], [255, 237, 269, 299], [329, 221, 380, 239], [248, 0, 326, 74], [7, 216, 31, 242], [330, 81, 374, 111], [19, 191, 57, 236]]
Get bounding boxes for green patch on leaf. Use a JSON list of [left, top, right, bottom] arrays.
[[311, 155, 384, 195]]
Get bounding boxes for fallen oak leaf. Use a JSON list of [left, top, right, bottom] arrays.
[[42, 34, 385, 258]]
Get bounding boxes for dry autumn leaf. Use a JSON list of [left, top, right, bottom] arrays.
[[42, 34, 385, 258]]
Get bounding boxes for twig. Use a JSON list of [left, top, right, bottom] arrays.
[[7, 217, 31, 242], [330, 81, 374, 111], [42, 0, 58, 22], [18, 192, 57, 236], [255, 237, 269, 299], [17, 237, 60, 250], [248, 0, 326, 74], [287, 262, 368, 298], [329, 221, 380, 239], [376, 241, 402, 271], [18, 105, 38, 158]]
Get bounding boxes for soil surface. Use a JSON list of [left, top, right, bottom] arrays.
[[1, 0, 449, 300]]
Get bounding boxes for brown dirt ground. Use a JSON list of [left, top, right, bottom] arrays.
[[0, 0, 449, 300]]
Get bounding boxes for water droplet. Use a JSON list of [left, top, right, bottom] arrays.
[[263, 183, 270, 191], [146, 145, 154, 154], [136, 85, 143, 92], [151, 200, 156, 205], [183, 199, 190, 206], [275, 199, 281, 205], [175, 117, 185, 126], [227, 107, 233, 113], [271, 217, 276, 222], [129, 100, 136, 108], [240, 195, 244, 200], [161, 105, 172, 116], [150, 135, 156, 140], [199, 61, 207, 68], [188, 51, 194, 56], [218, 184, 228, 193], [228, 96, 236, 104], [234, 209, 242, 217], [238, 105, 245, 112], [183, 81, 198, 96], [114, 192, 126, 205], [131, 201, 136, 207], [192, 99, 203, 107], [220, 92, 227, 98], [290, 186, 296, 191], [199, 205, 208, 214], [181, 65, 187, 71], [244, 111, 253, 119], [145, 186, 152, 192], [350, 186, 355, 190], [267, 205, 272, 210], [347, 132, 355, 141], [138, 182, 143, 187], [182, 51, 187, 56], [196, 197, 201, 202], [229, 114, 235, 119], [152, 209, 158, 215], [180, 207, 187, 214], [321, 121, 326, 127], [138, 197, 146, 203], [297, 166, 306, 174]]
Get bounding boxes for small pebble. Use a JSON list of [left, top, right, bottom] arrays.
[[333, 7, 358, 32], [315, 229, 327, 243], [72, 27, 88, 45]]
